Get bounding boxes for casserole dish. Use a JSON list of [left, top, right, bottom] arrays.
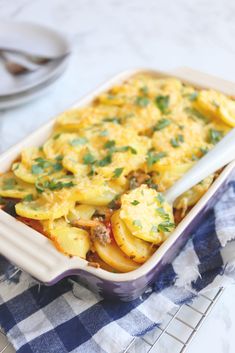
[[0, 67, 235, 301]]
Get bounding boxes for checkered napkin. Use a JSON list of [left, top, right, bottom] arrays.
[[1, 179, 235, 353]]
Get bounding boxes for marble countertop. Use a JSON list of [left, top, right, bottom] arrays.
[[0, 0, 235, 352]]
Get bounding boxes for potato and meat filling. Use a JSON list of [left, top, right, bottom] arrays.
[[0, 73, 234, 273]]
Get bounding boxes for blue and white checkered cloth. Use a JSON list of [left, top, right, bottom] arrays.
[[1, 178, 235, 353]]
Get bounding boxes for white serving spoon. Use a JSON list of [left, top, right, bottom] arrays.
[[165, 128, 235, 205]]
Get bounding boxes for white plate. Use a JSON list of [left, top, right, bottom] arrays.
[[0, 21, 71, 97], [0, 61, 67, 109]]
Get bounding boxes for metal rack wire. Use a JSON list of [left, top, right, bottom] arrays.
[[0, 287, 224, 353], [123, 287, 224, 353]]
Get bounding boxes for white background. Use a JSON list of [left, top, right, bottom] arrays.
[[0, 0, 235, 352]]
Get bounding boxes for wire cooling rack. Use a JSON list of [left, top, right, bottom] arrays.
[[0, 287, 224, 353]]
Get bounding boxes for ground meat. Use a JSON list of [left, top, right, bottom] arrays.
[[91, 223, 111, 245], [128, 170, 151, 189]]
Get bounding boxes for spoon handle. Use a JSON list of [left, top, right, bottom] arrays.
[[164, 128, 235, 204]]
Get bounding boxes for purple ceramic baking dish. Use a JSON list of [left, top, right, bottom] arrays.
[[0, 67, 235, 301]]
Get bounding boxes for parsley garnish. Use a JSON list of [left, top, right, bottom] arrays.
[[103, 117, 121, 124], [2, 178, 16, 190], [140, 86, 148, 95], [113, 167, 124, 178], [104, 140, 116, 149], [156, 193, 164, 204], [35, 179, 75, 193], [53, 133, 61, 140], [133, 220, 142, 228], [131, 200, 140, 206], [98, 154, 112, 167], [208, 129, 223, 145], [100, 130, 109, 137], [184, 107, 208, 123], [155, 95, 170, 114], [83, 153, 96, 165], [135, 96, 149, 107], [23, 194, 34, 202], [153, 118, 171, 131], [70, 137, 88, 146], [170, 134, 184, 148], [199, 147, 209, 156], [116, 146, 137, 154], [158, 221, 175, 233], [52, 162, 63, 172], [146, 151, 167, 167], [188, 92, 198, 101], [31, 164, 44, 175]]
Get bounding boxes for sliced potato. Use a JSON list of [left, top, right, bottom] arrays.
[[174, 174, 214, 209], [194, 89, 235, 127], [0, 172, 36, 199], [67, 204, 96, 223], [111, 210, 155, 263], [73, 176, 119, 206], [94, 239, 140, 272], [15, 191, 74, 220], [50, 225, 90, 258], [120, 184, 175, 244]]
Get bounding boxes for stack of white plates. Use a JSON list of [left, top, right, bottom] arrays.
[[0, 21, 71, 109]]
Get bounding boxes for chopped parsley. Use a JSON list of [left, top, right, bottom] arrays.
[[100, 130, 109, 137], [98, 154, 112, 167], [116, 146, 137, 154], [104, 140, 116, 149], [55, 155, 63, 162], [53, 133, 61, 140], [135, 96, 149, 107], [52, 162, 63, 172], [133, 219, 142, 228], [188, 92, 198, 101], [208, 129, 223, 145], [155, 193, 164, 204], [184, 107, 209, 123], [31, 164, 44, 175], [113, 167, 124, 178], [199, 146, 209, 156], [158, 221, 175, 233], [2, 178, 16, 190], [131, 200, 140, 206], [170, 134, 184, 148], [155, 95, 170, 114], [103, 117, 121, 124], [140, 86, 149, 95], [31, 157, 63, 175], [35, 179, 75, 193], [153, 118, 171, 131], [70, 137, 88, 146], [145, 178, 158, 190], [83, 153, 96, 165], [146, 151, 167, 167], [23, 194, 34, 202]]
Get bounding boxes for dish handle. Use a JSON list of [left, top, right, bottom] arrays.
[[170, 66, 235, 96]]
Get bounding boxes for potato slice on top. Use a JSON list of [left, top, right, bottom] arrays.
[[43, 218, 90, 258], [94, 239, 140, 272], [0, 172, 36, 199], [111, 210, 155, 263], [120, 184, 175, 244], [15, 189, 74, 220], [194, 89, 235, 127]]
